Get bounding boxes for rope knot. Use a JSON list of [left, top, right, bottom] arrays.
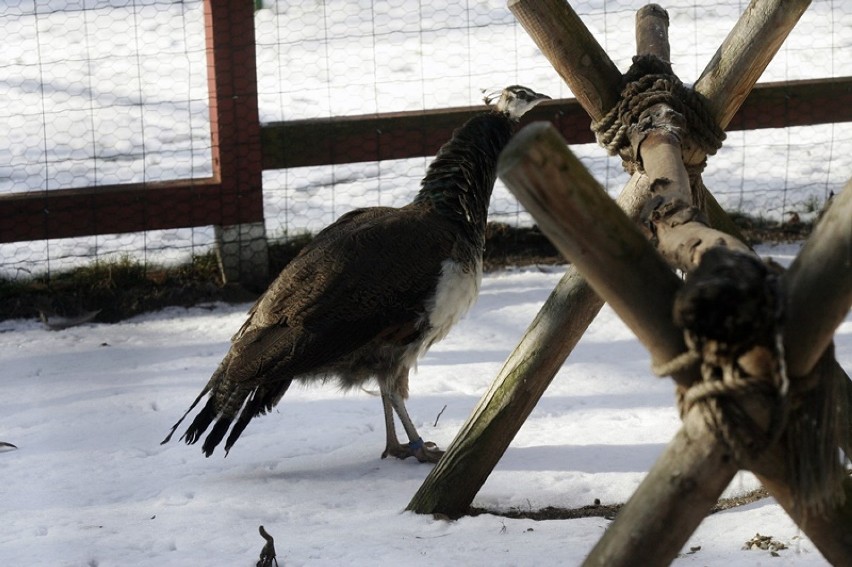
[[657, 249, 789, 464], [591, 54, 725, 164]]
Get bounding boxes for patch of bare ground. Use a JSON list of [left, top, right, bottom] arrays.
[[468, 487, 770, 521]]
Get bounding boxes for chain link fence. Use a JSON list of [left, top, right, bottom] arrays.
[[1, 0, 850, 283]]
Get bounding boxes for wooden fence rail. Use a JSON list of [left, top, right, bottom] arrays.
[[0, 0, 264, 245]]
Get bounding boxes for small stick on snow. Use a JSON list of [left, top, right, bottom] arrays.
[[433, 405, 447, 427]]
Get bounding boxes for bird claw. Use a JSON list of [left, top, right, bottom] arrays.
[[413, 441, 444, 463], [382, 439, 444, 463]]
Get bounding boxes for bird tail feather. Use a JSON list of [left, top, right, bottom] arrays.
[[223, 380, 293, 455], [160, 384, 212, 445], [163, 373, 294, 457]]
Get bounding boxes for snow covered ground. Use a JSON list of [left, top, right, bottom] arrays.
[[1, 242, 849, 566]]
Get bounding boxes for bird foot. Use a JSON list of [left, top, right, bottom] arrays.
[[382, 439, 443, 463]]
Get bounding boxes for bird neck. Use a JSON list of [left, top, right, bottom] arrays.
[[414, 111, 515, 243]]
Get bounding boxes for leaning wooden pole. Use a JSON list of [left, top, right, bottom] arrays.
[[743, 180, 852, 563], [783, 178, 852, 377], [685, 0, 811, 236], [508, 0, 620, 123], [407, 0, 631, 518], [499, 123, 729, 565], [692, 0, 812, 137], [406, 166, 644, 518]]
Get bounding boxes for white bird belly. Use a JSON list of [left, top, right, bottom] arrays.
[[418, 258, 482, 356]]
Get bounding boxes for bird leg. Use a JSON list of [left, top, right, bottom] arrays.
[[379, 374, 443, 463]]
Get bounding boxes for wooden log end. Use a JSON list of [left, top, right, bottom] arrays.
[[498, 122, 563, 179]]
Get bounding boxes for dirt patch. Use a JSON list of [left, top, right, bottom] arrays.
[[483, 222, 562, 270], [467, 487, 770, 522]]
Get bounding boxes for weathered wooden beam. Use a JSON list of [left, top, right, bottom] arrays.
[[0, 178, 263, 244], [584, 405, 739, 566], [783, 179, 852, 377], [407, 265, 603, 518], [635, 3, 670, 62], [693, 0, 812, 139], [257, 77, 852, 170], [260, 99, 594, 169], [498, 123, 692, 385], [727, 77, 852, 131], [508, 0, 621, 123]]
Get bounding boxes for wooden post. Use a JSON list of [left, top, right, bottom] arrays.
[[497, 124, 691, 381], [508, 0, 621, 123], [782, 178, 852, 377], [206, 0, 269, 290], [635, 4, 670, 62], [585, 407, 739, 566], [692, 0, 812, 137], [407, 266, 603, 517]]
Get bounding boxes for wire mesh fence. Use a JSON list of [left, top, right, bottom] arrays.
[[1, 0, 850, 284], [1, 0, 213, 281], [257, 0, 852, 238]]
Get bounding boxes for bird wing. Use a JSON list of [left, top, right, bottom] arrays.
[[223, 205, 458, 385]]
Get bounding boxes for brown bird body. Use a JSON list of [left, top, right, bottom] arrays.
[[163, 86, 550, 462]]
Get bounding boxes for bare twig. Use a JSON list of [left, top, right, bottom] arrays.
[[433, 405, 447, 428]]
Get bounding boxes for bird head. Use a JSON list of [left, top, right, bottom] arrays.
[[483, 85, 551, 120]]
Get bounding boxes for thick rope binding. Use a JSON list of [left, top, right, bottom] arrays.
[[657, 248, 848, 513], [657, 249, 789, 465], [591, 55, 725, 166]]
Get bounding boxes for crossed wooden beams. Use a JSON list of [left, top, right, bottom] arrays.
[[408, 0, 851, 564]]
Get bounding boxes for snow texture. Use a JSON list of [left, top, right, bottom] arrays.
[[1, 243, 848, 566]]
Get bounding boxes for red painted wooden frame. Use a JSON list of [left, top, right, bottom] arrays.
[[0, 0, 264, 244]]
